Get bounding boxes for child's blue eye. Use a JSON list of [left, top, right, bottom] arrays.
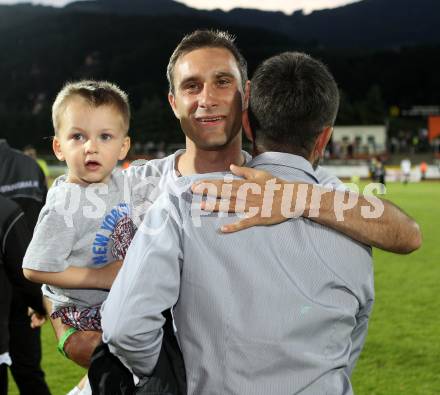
[[101, 134, 112, 141], [72, 133, 83, 141]]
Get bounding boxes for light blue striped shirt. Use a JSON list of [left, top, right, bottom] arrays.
[[102, 152, 374, 395]]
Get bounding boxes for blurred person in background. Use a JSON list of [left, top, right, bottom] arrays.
[[374, 159, 386, 193], [400, 158, 411, 184], [0, 195, 47, 395], [23, 145, 50, 184], [0, 140, 51, 395], [369, 157, 378, 181], [419, 161, 428, 181]]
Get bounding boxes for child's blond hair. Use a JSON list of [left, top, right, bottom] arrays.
[[52, 80, 130, 135]]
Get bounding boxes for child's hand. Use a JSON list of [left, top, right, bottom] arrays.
[[28, 307, 46, 328]]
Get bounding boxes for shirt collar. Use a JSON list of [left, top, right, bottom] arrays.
[[247, 152, 319, 183], [172, 149, 252, 178]]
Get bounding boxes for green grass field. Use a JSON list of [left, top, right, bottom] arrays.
[[8, 181, 440, 394]]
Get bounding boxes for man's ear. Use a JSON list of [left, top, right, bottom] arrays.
[[168, 92, 180, 119], [52, 136, 65, 161], [313, 126, 333, 159], [242, 109, 253, 142], [242, 80, 253, 142], [242, 80, 250, 110]]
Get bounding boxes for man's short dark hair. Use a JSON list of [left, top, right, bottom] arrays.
[[249, 52, 340, 158], [167, 30, 248, 94]]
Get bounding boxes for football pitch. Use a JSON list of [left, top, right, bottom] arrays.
[[8, 181, 439, 395]]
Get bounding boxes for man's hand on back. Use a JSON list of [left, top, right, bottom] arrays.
[[191, 164, 310, 232]]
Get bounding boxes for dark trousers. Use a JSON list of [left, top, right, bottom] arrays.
[[0, 364, 7, 395], [89, 310, 186, 395], [8, 292, 51, 395]]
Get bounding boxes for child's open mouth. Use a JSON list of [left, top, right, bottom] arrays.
[[85, 160, 101, 170]]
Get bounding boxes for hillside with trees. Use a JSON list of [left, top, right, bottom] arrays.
[[0, 0, 438, 150]]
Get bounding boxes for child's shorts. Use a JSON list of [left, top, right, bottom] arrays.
[[51, 305, 102, 358], [51, 304, 102, 331]]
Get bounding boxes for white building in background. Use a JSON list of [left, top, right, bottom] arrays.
[[331, 125, 386, 158]]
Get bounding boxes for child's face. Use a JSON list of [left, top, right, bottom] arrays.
[[53, 96, 130, 185]]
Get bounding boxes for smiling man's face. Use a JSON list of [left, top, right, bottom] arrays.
[[168, 47, 245, 151]]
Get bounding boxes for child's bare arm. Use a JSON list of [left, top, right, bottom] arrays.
[[23, 260, 122, 290]]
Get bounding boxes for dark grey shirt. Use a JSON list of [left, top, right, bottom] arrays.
[[102, 152, 374, 395]]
